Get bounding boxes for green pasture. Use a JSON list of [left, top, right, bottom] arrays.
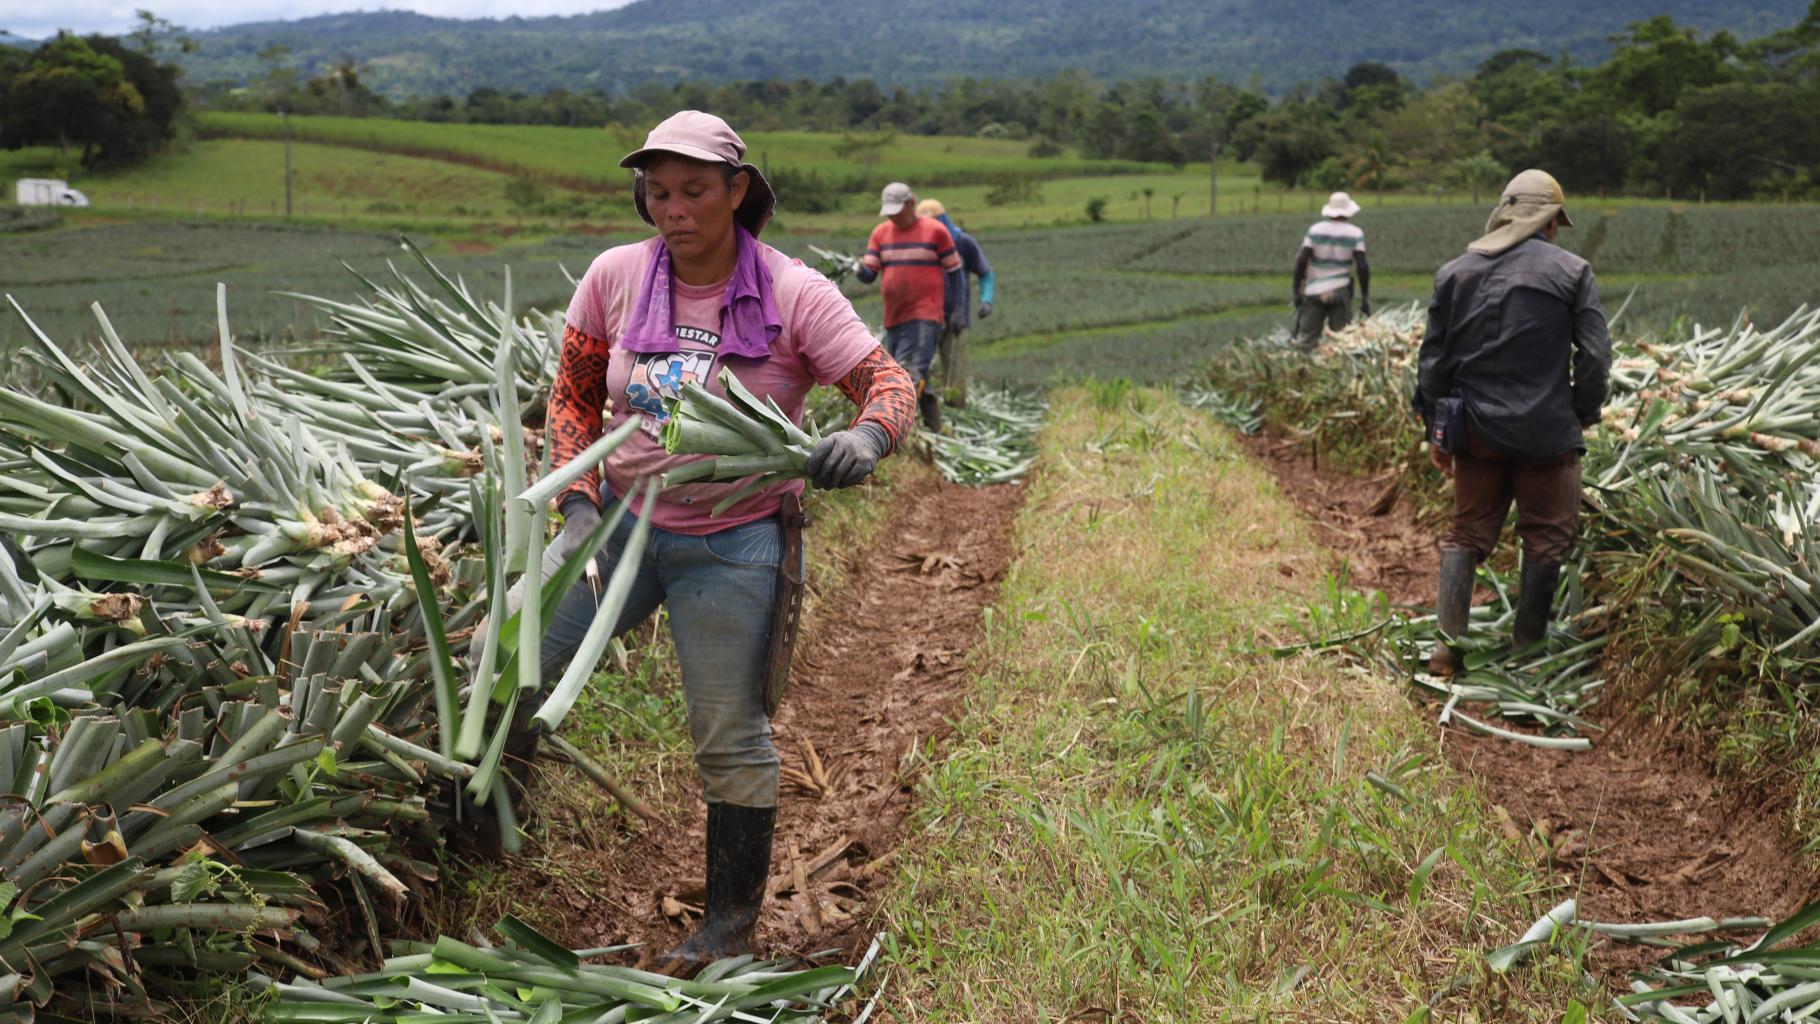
[[195, 111, 1161, 191], [6, 113, 1498, 237], [2, 139, 612, 224]]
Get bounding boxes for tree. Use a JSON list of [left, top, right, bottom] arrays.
[[1374, 81, 1488, 182], [1232, 103, 1337, 188], [304, 58, 383, 116], [127, 10, 195, 57], [1341, 61, 1408, 113], [1452, 150, 1507, 202], [503, 174, 547, 214], [83, 34, 184, 165], [1591, 15, 1736, 116], [1657, 81, 1820, 199], [0, 34, 146, 169], [1534, 113, 1634, 194]]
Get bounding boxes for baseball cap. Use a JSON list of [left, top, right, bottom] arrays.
[[879, 182, 913, 217]]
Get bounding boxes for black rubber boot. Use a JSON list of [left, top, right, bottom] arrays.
[[917, 391, 942, 433], [1427, 548, 1476, 676], [1511, 556, 1561, 654], [463, 700, 543, 858], [661, 803, 775, 973]]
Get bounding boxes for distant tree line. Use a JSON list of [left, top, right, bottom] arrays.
[[1242, 8, 1820, 201], [198, 3, 1819, 201], [7, 3, 1818, 201]]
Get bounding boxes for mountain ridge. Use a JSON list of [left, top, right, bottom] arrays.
[[167, 0, 1808, 98]]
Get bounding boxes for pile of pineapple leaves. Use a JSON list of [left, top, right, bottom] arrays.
[[0, 241, 876, 1022]]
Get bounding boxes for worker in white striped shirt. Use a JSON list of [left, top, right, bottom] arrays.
[[1292, 191, 1372, 351]]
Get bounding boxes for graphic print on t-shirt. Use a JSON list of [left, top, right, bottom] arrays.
[[623, 332, 718, 439]]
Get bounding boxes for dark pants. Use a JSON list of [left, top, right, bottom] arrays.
[[1293, 286, 1352, 351], [885, 319, 941, 389], [1442, 435, 1581, 563]]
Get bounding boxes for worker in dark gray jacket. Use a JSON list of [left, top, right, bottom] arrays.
[[1414, 169, 1612, 675]]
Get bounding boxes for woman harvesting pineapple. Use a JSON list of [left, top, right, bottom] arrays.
[[523, 111, 915, 968]]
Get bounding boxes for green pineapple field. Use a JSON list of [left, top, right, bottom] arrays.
[[5, 105, 1820, 1024]]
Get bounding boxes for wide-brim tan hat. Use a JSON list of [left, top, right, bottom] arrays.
[[1469, 169, 1573, 256], [621, 109, 776, 236], [1321, 191, 1361, 218]]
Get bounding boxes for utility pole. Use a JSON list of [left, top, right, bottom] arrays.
[[283, 108, 293, 219], [259, 44, 297, 221], [1209, 133, 1219, 218]]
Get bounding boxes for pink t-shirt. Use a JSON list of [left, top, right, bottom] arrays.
[[565, 237, 879, 534]]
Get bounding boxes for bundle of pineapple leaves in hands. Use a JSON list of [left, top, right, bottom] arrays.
[[659, 367, 823, 516]]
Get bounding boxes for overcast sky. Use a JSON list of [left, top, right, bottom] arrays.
[[6, 1, 633, 40]]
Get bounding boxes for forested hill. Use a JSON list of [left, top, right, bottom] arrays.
[[173, 0, 1807, 97]]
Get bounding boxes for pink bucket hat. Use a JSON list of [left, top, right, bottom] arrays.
[[620, 110, 776, 236]]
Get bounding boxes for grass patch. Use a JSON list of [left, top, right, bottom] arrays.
[[876, 391, 1587, 1020], [44, 138, 611, 223], [195, 112, 1161, 197]]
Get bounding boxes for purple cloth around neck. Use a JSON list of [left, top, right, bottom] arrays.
[[620, 226, 781, 359]]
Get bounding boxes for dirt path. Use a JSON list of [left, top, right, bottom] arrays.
[[1242, 432, 1819, 972], [543, 469, 1024, 966]]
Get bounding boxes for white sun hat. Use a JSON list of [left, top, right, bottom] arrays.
[[1321, 191, 1362, 219]]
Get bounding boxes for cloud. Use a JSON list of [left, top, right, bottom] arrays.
[[6, 1, 632, 40]]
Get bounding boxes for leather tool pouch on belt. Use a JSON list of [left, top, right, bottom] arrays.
[[762, 491, 809, 717]]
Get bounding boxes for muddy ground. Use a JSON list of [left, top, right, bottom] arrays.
[[1243, 431, 1819, 973], [513, 468, 1025, 966]]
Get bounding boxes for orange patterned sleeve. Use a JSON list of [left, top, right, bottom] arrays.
[[834, 345, 916, 455], [548, 323, 612, 510]]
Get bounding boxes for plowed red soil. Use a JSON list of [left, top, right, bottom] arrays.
[[517, 469, 1024, 966], [1243, 431, 1819, 974]]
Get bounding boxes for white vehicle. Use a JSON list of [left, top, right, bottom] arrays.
[[15, 178, 90, 207]]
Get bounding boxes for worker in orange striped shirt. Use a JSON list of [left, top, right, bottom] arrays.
[[857, 181, 964, 431]]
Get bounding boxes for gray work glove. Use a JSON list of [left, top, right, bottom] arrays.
[[977, 301, 993, 320], [549, 495, 602, 568], [472, 495, 600, 662], [806, 424, 886, 489]]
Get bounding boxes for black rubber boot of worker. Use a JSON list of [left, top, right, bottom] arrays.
[[661, 803, 775, 974], [1427, 548, 1476, 676], [918, 391, 942, 433], [1511, 557, 1561, 654], [460, 701, 544, 858]]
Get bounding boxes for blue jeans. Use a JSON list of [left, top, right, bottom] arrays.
[[538, 492, 793, 807], [885, 319, 941, 387]]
